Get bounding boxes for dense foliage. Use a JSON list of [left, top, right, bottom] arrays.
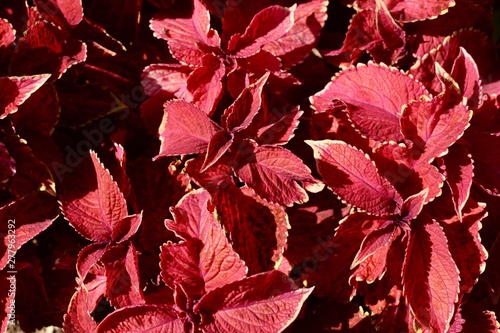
[[1, 0, 500, 332]]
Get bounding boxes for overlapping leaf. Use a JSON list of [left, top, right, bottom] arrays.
[[403, 217, 460, 333], [194, 270, 314, 333], [310, 63, 429, 141], [307, 140, 402, 215], [161, 189, 247, 297], [61, 151, 141, 243]]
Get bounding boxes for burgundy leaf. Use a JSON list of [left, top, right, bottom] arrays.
[[450, 47, 482, 110], [441, 202, 488, 294], [114, 213, 143, 244], [354, 0, 456, 22], [256, 108, 303, 146], [234, 140, 322, 206], [438, 144, 474, 220], [0, 74, 50, 118], [102, 242, 145, 308], [262, 0, 328, 68], [34, 0, 84, 27], [0, 191, 59, 270], [150, 0, 219, 66], [222, 72, 269, 132], [61, 151, 129, 242], [127, 157, 189, 254], [310, 63, 428, 141], [308, 139, 403, 215], [163, 189, 247, 293], [10, 83, 60, 136], [350, 237, 394, 284], [76, 242, 107, 281], [156, 100, 221, 157], [466, 131, 500, 196], [306, 212, 389, 300], [211, 184, 289, 275], [194, 270, 313, 333], [373, 141, 445, 202], [141, 63, 192, 100], [351, 221, 395, 269], [201, 130, 234, 172], [63, 288, 98, 333], [401, 188, 429, 221], [96, 304, 184, 333], [11, 21, 87, 79], [160, 239, 206, 298], [186, 53, 225, 115], [0, 18, 15, 47], [2, 134, 54, 198], [403, 217, 459, 333], [228, 5, 295, 58], [461, 303, 499, 332], [326, 0, 405, 67], [401, 96, 471, 165]]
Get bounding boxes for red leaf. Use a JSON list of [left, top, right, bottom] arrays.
[[194, 270, 313, 333], [156, 100, 221, 157], [450, 47, 482, 110], [163, 189, 247, 293], [0, 191, 59, 270], [222, 72, 269, 132], [401, 188, 429, 221], [373, 141, 445, 202], [256, 108, 303, 146], [262, 0, 328, 68], [438, 144, 473, 220], [441, 202, 488, 294], [160, 239, 206, 298], [211, 184, 289, 275], [150, 0, 219, 66], [141, 63, 192, 100], [310, 63, 428, 141], [0, 18, 15, 47], [63, 288, 98, 333], [11, 21, 87, 79], [466, 131, 500, 196], [403, 217, 459, 333], [351, 221, 395, 269], [96, 304, 184, 333], [186, 53, 225, 115], [76, 242, 107, 281], [61, 151, 136, 243], [127, 157, 189, 254], [234, 141, 322, 206], [102, 242, 145, 308], [401, 96, 471, 164], [10, 83, 60, 136], [201, 130, 234, 172], [0, 74, 50, 118], [326, 0, 405, 67], [354, 0, 456, 22], [34, 0, 84, 27], [308, 140, 402, 216], [306, 212, 389, 300], [228, 5, 295, 58]]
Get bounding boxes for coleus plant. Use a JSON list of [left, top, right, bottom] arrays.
[[1, 0, 500, 332]]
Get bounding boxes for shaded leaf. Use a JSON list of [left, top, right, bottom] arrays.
[[403, 217, 459, 333]]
